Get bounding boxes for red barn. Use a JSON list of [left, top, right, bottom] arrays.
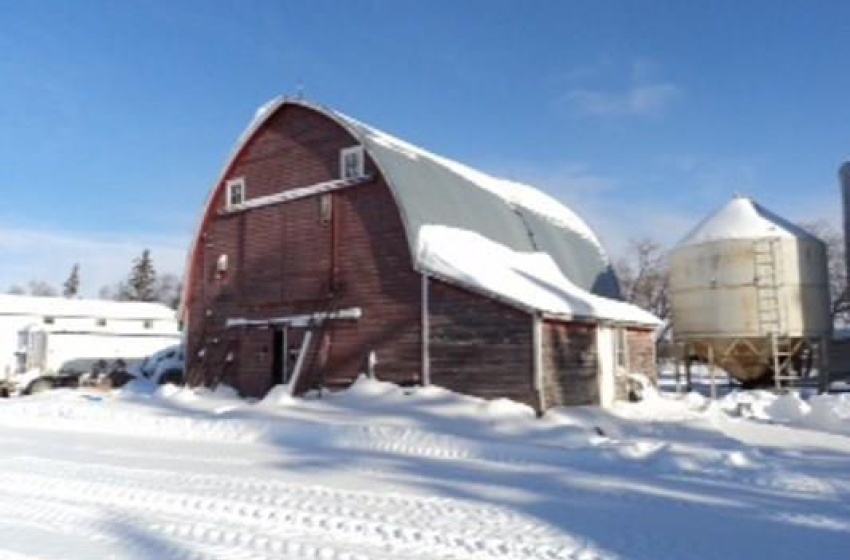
[[182, 99, 659, 411]]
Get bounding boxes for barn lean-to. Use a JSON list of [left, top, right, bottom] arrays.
[[181, 99, 659, 412]]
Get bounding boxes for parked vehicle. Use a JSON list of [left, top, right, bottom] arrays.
[[0, 295, 181, 396], [130, 344, 185, 386]]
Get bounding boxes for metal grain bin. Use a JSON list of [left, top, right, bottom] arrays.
[[669, 196, 831, 383]]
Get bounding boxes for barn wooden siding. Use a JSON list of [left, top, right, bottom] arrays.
[[611, 328, 657, 401], [627, 328, 657, 382], [427, 279, 537, 408], [540, 320, 600, 407], [187, 105, 422, 397], [186, 101, 655, 410]]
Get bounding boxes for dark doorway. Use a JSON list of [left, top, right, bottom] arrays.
[[271, 328, 286, 386]]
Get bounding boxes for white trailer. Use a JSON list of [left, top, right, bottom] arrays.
[[0, 294, 181, 394]]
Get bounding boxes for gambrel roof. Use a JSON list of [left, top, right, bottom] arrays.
[[184, 98, 659, 326]]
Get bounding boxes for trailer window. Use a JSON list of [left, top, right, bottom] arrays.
[[143, 320, 153, 329], [43, 316, 55, 325], [96, 318, 107, 327]]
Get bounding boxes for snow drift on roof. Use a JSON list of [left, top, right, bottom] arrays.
[[678, 196, 817, 246], [417, 225, 660, 326], [0, 294, 178, 321]]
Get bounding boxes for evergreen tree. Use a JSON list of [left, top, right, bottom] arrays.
[[124, 249, 157, 302], [63, 263, 81, 298]]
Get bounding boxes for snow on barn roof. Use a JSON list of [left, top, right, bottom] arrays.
[[188, 98, 659, 326], [677, 195, 819, 247], [331, 109, 622, 300], [419, 226, 661, 325], [0, 294, 177, 321]]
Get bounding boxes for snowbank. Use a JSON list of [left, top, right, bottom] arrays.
[[716, 390, 850, 436]]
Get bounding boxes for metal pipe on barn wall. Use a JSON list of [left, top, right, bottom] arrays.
[[840, 162, 850, 286], [421, 273, 431, 386]]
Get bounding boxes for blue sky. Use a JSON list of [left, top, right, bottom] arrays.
[[1, 1, 848, 295]]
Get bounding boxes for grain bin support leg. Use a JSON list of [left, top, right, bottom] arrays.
[[818, 336, 831, 394], [771, 333, 782, 391]]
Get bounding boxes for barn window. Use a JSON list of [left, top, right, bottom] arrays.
[[340, 146, 364, 179], [225, 177, 246, 210], [319, 194, 332, 225]]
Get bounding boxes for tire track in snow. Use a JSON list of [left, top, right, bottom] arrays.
[[0, 464, 606, 560], [4, 455, 532, 535]]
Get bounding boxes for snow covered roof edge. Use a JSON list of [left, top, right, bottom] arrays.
[[418, 226, 660, 326], [0, 294, 178, 320]]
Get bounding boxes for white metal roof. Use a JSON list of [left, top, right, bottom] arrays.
[[0, 294, 178, 321], [677, 196, 818, 246]]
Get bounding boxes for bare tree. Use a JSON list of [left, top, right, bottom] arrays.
[[99, 265, 181, 309], [6, 285, 26, 295], [615, 237, 671, 341], [799, 220, 849, 325], [27, 280, 57, 297], [153, 273, 182, 309]]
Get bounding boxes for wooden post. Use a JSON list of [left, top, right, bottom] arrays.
[[684, 341, 693, 393], [287, 330, 313, 397], [532, 315, 545, 414], [674, 342, 683, 395], [708, 344, 717, 400]]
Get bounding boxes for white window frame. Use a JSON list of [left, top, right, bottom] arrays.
[[340, 146, 365, 180], [225, 177, 246, 210]]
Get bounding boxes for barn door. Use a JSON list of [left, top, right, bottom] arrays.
[[597, 325, 617, 408], [270, 326, 317, 393]]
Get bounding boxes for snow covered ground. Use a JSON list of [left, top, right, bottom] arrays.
[[0, 377, 848, 560]]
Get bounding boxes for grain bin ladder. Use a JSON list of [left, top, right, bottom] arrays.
[[753, 238, 797, 388]]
